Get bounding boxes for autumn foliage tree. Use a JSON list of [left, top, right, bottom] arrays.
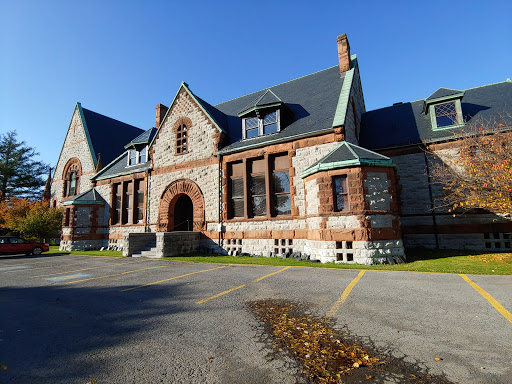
[[0, 197, 62, 240], [430, 120, 512, 215]]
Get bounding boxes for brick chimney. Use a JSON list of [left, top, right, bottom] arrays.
[[337, 34, 351, 73], [155, 103, 168, 128]]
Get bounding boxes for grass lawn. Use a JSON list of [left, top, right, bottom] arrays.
[[46, 246, 512, 275]]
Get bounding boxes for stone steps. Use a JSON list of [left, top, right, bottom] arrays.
[[132, 242, 158, 258]]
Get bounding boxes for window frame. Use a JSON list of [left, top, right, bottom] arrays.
[[242, 109, 280, 139], [333, 175, 350, 212], [429, 99, 464, 131], [126, 146, 148, 166], [176, 123, 189, 155]]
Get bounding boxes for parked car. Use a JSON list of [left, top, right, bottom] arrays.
[[0, 236, 50, 255]]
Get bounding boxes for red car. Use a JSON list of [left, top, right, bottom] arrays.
[[0, 236, 50, 255]]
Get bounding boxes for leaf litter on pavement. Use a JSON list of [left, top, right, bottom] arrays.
[[248, 299, 454, 383]]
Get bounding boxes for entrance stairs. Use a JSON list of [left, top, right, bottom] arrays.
[[131, 241, 158, 258]]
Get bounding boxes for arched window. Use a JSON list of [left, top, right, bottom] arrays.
[[62, 159, 82, 198], [176, 123, 188, 154]]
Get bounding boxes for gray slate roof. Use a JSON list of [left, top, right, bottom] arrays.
[[82, 107, 144, 166], [426, 88, 463, 100], [92, 151, 151, 181], [302, 142, 393, 178], [61, 188, 106, 205], [359, 81, 512, 150], [125, 127, 157, 149], [215, 65, 347, 154]]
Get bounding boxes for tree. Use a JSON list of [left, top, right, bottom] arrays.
[[0, 131, 49, 201], [430, 119, 512, 215], [0, 198, 62, 240]]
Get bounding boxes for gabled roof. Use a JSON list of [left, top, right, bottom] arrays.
[[91, 150, 151, 181], [359, 81, 512, 150], [238, 89, 283, 116], [79, 104, 144, 166], [426, 88, 463, 100], [215, 60, 356, 154], [125, 128, 157, 149], [61, 188, 106, 206], [302, 142, 393, 178]]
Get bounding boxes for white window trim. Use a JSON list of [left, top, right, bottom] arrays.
[[126, 146, 148, 166], [242, 109, 280, 139], [429, 99, 464, 131]]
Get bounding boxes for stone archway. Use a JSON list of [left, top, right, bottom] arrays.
[[158, 179, 205, 232]]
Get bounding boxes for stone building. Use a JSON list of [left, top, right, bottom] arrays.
[[50, 34, 512, 263]]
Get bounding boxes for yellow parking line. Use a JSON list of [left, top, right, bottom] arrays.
[[196, 284, 246, 304], [459, 274, 512, 324], [253, 266, 291, 282], [31, 259, 149, 278], [120, 265, 229, 292], [64, 265, 167, 284], [326, 270, 366, 318]]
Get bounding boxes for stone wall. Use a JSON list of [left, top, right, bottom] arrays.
[[122, 232, 156, 256], [156, 232, 200, 257]]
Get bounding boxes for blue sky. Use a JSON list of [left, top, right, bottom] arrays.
[[1, 0, 511, 167]]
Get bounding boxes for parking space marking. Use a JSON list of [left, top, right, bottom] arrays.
[[253, 266, 291, 282], [46, 273, 92, 282], [459, 274, 512, 324], [0, 265, 31, 272], [6, 260, 91, 273], [64, 265, 168, 285], [120, 265, 229, 292], [30, 259, 150, 278], [196, 266, 293, 305], [326, 270, 366, 318], [196, 284, 246, 304]]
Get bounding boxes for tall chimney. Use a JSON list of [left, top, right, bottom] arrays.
[[337, 34, 351, 73], [155, 103, 168, 128]]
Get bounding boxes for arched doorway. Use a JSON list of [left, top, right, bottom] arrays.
[[173, 194, 193, 231], [158, 179, 205, 232]]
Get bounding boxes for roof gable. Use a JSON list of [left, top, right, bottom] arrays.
[[426, 88, 463, 100], [61, 187, 106, 205]]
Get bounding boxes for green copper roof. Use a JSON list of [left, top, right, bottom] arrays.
[[301, 141, 394, 178], [61, 188, 106, 205]]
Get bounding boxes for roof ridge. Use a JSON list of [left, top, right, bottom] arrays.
[[215, 65, 339, 107]]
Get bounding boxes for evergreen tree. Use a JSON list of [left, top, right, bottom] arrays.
[[0, 131, 49, 201]]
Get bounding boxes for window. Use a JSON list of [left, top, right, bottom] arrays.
[[135, 180, 144, 223], [176, 123, 188, 154], [272, 155, 291, 215], [227, 154, 291, 219], [434, 102, 459, 128], [229, 162, 245, 218], [64, 168, 79, 197], [112, 179, 144, 225], [64, 208, 71, 226], [250, 159, 267, 216], [127, 147, 148, 166], [333, 176, 349, 211], [243, 110, 280, 139]]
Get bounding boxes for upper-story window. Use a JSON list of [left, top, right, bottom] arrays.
[[176, 123, 188, 154], [63, 159, 81, 198], [127, 146, 148, 166], [243, 110, 280, 139], [434, 102, 459, 128]]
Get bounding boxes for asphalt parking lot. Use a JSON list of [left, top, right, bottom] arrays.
[[1, 253, 511, 384]]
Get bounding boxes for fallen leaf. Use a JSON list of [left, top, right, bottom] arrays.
[[435, 357, 443, 361]]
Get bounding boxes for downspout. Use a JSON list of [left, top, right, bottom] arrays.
[[217, 153, 223, 253], [424, 152, 439, 249], [145, 169, 151, 233]]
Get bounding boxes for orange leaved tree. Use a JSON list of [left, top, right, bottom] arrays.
[[430, 121, 512, 215]]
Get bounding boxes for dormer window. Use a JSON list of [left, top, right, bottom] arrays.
[[425, 88, 464, 131], [127, 146, 148, 166], [242, 110, 280, 139], [434, 102, 459, 128]]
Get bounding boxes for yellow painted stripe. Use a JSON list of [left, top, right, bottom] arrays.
[[64, 265, 167, 284], [120, 265, 229, 292], [459, 274, 512, 324], [196, 284, 246, 305], [253, 266, 291, 282], [326, 270, 366, 318], [31, 259, 149, 278]]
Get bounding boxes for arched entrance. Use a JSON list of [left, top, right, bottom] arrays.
[[173, 194, 193, 231], [158, 179, 205, 232]]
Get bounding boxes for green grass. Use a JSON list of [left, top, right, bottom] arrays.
[[45, 246, 512, 275], [48, 246, 123, 257]]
